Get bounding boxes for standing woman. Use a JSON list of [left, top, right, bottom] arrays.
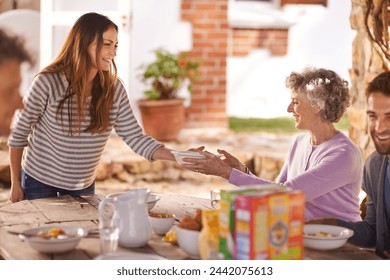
[[184, 68, 363, 221], [8, 13, 175, 203]]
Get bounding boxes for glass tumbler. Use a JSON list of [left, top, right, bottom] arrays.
[[210, 189, 221, 209], [98, 201, 119, 255]]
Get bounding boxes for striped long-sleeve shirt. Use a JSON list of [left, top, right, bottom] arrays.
[[8, 73, 163, 190]]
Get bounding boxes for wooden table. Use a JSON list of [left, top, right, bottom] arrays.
[[0, 194, 380, 260]]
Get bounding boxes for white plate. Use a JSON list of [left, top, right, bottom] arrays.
[[94, 252, 167, 260], [171, 150, 205, 165], [22, 226, 87, 254], [303, 224, 354, 251]]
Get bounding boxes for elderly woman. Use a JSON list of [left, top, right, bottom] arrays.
[[183, 67, 362, 221]]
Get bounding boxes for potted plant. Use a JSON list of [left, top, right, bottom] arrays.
[[137, 49, 199, 141]]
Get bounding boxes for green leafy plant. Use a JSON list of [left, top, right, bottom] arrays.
[[139, 49, 200, 100]]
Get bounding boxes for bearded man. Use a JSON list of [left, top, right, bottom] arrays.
[[308, 71, 390, 259]]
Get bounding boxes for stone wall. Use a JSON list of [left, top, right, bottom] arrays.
[[348, 0, 389, 160]]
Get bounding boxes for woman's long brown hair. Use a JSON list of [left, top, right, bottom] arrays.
[[40, 12, 118, 134]]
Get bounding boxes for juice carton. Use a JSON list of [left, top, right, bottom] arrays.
[[218, 184, 284, 260], [199, 209, 220, 260], [235, 190, 304, 260]]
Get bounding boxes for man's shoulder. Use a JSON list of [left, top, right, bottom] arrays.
[[366, 150, 384, 160], [365, 151, 386, 168]]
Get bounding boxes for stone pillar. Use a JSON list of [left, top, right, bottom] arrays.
[[348, 0, 389, 160], [181, 0, 229, 128]]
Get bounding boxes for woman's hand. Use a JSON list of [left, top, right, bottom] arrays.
[[9, 147, 24, 203], [189, 146, 205, 152], [217, 149, 247, 173], [181, 150, 234, 180], [9, 181, 24, 203]]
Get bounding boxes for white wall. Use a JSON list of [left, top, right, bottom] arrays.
[[5, 0, 354, 120], [129, 0, 192, 113], [38, 0, 192, 120], [227, 0, 355, 118]]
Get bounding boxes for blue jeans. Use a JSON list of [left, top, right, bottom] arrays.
[[21, 169, 95, 200]]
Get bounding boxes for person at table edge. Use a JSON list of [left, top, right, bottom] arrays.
[[0, 29, 33, 136], [183, 67, 363, 222], [7, 13, 177, 203], [306, 71, 390, 259]]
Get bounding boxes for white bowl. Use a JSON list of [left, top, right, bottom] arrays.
[[175, 225, 200, 258], [171, 150, 205, 165], [106, 192, 159, 212], [22, 226, 87, 254], [148, 194, 160, 211], [149, 212, 176, 235], [303, 224, 354, 251]]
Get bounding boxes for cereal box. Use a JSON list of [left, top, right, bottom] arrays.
[[235, 190, 304, 260], [218, 184, 284, 260]]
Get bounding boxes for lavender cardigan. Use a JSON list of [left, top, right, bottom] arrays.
[[229, 133, 362, 221]]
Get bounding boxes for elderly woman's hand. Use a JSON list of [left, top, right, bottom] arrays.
[[217, 149, 247, 173], [181, 150, 233, 180]]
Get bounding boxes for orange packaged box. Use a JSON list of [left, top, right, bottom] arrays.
[[218, 184, 284, 260], [234, 190, 304, 260]]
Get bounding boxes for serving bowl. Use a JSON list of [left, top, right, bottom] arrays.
[[303, 224, 354, 251], [148, 194, 160, 211], [171, 150, 205, 165], [105, 191, 159, 212], [149, 212, 176, 235], [21, 226, 87, 253], [174, 225, 200, 258]]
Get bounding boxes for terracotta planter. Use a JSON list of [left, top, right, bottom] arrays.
[[137, 99, 185, 141]]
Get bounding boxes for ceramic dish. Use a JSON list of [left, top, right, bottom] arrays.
[[149, 212, 176, 235], [21, 226, 87, 254], [303, 224, 354, 251], [174, 225, 200, 258], [105, 191, 159, 212], [171, 150, 205, 165]]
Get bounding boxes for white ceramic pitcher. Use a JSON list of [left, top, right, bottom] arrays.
[[99, 188, 152, 248]]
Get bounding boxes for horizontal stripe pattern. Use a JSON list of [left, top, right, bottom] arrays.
[[8, 73, 163, 190]]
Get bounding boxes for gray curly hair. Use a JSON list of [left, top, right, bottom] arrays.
[[285, 67, 350, 123]]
